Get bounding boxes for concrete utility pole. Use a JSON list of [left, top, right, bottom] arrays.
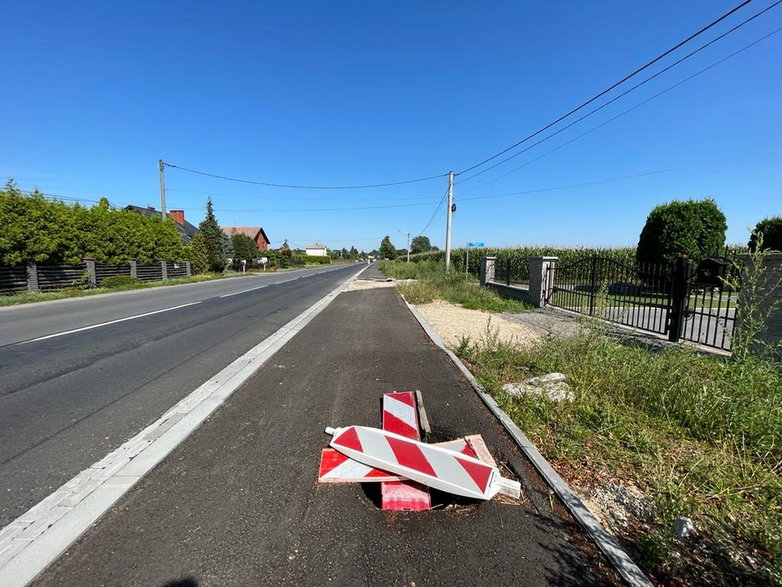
[[445, 171, 454, 271], [407, 232, 410, 263], [158, 159, 167, 219]]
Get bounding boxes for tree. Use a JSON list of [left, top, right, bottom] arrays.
[[410, 235, 433, 255], [379, 236, 397, 259], [636, 198, 727, 266], [749, 216, 782, 252], [231, 233, 257, 267], [197, 198, 226, 272], [189, 233, 210, 274]]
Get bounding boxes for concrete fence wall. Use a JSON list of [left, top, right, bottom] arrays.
[[0, 260, 191, 294], [480, 256, 557, 307]]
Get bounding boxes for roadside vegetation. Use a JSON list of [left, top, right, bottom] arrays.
[[0, 271, 250, 307], [379, 259, 530, 312], [380, 255, 781, 585]]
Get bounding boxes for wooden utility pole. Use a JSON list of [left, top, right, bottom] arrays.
[[158, 159, 167, 219], [445, 171, 454, 271]]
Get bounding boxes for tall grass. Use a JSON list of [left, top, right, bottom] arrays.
[[458, 328, 782, 584], [379, 259, 530, 312]]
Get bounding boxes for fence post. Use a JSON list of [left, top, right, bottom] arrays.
[[129, 260, 137, 278], [185, 260, 191, 277], [528, 257, 558, 308], [506, 257, 511, 286], [161, 260, 168, 280], [26, 260, 39, 292], [83, 258, 97, 287], [668, 254, 690, 342], [587, 255, 598, 316], [480, 257, 495, 285]]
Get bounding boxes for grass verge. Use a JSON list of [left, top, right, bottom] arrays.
[[379, 259, 531, 313], [457, 326, 781, 585], [0, 271, 255, 307]]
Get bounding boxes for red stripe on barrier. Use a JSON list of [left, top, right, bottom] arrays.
[[385, 435, 437, 478], [382, 410, 418, 438], [391, 391, 416, 407], [456, 455, 493, 491], [333, 426, 363, 452]]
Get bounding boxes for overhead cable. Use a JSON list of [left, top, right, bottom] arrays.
[[457, 1, 782, 184], [455, 0, 759, 176], [164, 161, 448, 190], [457, 23, 782, 194]]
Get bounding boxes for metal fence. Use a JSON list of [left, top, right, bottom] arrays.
[[494, 255, 530, 286], [546, 254, 739, 352]]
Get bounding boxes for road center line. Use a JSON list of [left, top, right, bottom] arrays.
[[219, 284, 269, 298], [19, 302, 203, 344]]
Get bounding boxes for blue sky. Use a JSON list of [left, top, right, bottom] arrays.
[[2, 1, 780, 252]]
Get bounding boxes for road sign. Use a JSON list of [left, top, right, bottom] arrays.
[[467, 242, 484, 247]]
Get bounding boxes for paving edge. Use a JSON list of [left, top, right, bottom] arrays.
[[0, 266, 367, 587], [403, 300, 654, 587]]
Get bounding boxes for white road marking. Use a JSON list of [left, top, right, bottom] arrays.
[[219, 284, 269, 298], [0, 266, 365, 586], [19, 302, 203, 344]]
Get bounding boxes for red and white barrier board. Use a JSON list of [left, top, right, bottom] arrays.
[[381, 392, 431, 511], [318, 436, 492, 484], [326, 425, 520, 500]]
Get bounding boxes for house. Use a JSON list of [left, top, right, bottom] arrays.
[[125, 205, 199, 244], [305, 243, 328, 257], [222, 226, 271, 252]]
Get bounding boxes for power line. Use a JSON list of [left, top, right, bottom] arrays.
[[457, 1, 782, 185], [163, 161, 447, 190], [418, 185, 450, 236], [455, 0, 758, 177], [457, 24, 782, 195]]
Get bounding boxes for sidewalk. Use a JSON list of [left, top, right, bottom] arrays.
[[32, 267, 616, 586]]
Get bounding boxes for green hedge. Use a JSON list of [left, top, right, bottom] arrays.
[[0, 181, 185, 265]]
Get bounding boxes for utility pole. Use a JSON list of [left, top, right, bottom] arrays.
[[158, 159, 167, 219], [407, 232, 410, 263], [445, 170, 454, 271]]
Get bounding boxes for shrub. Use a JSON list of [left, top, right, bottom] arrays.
[[101, 275, 143, 288], [636, 198, 727, 266], [749, 216, 782, 252]]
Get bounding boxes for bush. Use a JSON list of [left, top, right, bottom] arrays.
[[749, 216, 782, 252], [303, 255, 331, 265], [636, 198, 726, 266], [101, 275, 143, 288]]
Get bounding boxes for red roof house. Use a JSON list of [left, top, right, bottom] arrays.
[[222, 226, 270, 252]]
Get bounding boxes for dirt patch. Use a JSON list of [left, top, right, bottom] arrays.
[[414, 299, 541, 349]]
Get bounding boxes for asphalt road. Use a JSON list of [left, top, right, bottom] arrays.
[[0, 264, 363, 527], [32, 269, 616, 586]]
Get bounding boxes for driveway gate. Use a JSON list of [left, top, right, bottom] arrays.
[[546, 254, 738, 352]]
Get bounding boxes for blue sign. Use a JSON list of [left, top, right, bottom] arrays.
[[467, 242, 485, 247]]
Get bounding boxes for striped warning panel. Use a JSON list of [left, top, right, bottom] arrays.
[[382, 391, 430, 511], [327, 425, 520, 500], [318, 437, 482, 483]]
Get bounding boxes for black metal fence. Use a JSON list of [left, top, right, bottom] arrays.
[[546, 254, 739, 352], [547, 255, 673, 337], [0, 265, 28, 294], [494, 255, 530, 286]]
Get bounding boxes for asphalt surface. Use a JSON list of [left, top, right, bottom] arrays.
[[32, 266, 616, 586], [0, 264, 361, 527]]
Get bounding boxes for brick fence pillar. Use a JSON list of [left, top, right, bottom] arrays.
[[528, 257, 558, 307], [480, 257, 496, 286], [26, 260, 39, 292]]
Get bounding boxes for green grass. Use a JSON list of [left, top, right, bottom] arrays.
[[0, 272, 251, 307], [379, 259, 531, 313], [457, 328, 781, 585]]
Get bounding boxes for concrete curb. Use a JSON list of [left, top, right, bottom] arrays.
[[0, 266, 366, 587], [403, 300, 653, 587]]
